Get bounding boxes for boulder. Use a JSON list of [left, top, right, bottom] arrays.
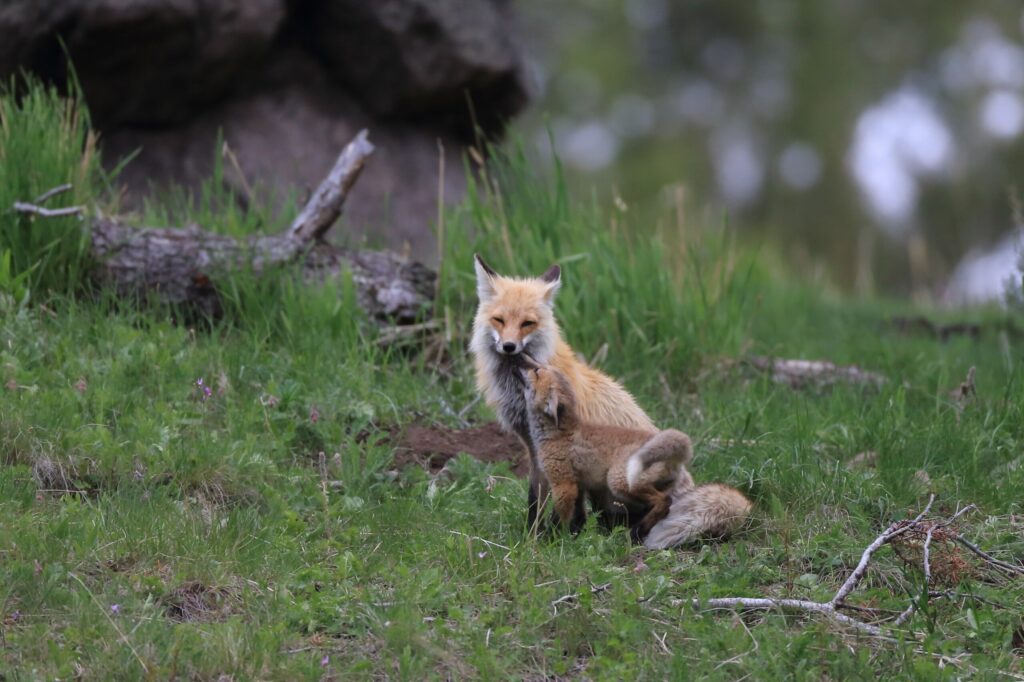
[[101, 49, 469, 260], [0, 0, 287, 127], [303, 0, 529, 135]]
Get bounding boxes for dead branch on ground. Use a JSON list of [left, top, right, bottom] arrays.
[[11, 130, 436, 325], [681, 496, 1020, 639], [748, 356, 888, 390]]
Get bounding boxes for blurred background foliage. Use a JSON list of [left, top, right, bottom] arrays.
[[516, 0, 1024, 300]]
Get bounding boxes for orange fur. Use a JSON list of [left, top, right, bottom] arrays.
[[523, 366, 692, 540], [470, 256, 655, 433], [469, 255, 655, 529]]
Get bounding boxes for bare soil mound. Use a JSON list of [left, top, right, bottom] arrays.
[[391, 421, 527, 477]]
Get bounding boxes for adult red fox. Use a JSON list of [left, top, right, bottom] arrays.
[[469, 255, 654, 529], [469, 255, 751, 545]]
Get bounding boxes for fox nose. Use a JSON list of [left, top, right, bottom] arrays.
[[502, 342, 518, 354]]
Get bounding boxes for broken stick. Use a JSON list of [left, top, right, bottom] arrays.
[[681, 496, 1017, 639]]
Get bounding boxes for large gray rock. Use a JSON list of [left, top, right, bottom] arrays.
[[102, 49, 468, 260], [305, 0, 529, 134], [0, 0, 287, 126]]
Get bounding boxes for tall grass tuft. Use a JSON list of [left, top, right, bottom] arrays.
[[438, 140, 765, 389], [0, 76, 102, 299], [141, 131, 299, 238]]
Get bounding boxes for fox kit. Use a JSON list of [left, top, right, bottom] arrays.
[[470, 255, 656, 529], [522, 364, 693, 540], [525, 362, 753, 548]]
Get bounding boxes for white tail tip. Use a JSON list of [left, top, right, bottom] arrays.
[[626, 455, 643, 490]]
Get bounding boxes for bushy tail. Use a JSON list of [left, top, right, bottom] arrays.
[[643, 483, 752, 549], [625, 429, 693, 490]]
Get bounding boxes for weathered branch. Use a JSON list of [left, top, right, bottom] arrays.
[[34, 183, 74, 203], [13, 202, 84, 218], [73, 131, 433, 323], [954, 535, 1024, 576], [690, 597, 888, 638], [681, 495, 1021, 641], [831, 495, 934, 608], [748, 356, 888, 390]]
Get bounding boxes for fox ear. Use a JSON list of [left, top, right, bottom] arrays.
[[540, 263, 561, 303], [474, 254, 498, 301]]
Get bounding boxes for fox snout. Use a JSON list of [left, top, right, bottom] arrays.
[[498, 340, 521, 355]]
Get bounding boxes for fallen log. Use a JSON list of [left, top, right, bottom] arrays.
[[748, 356, 887, 390], [15, 130, 436, 323]]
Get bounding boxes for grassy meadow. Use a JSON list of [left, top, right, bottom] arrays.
[[2, 81, 1023, 680]]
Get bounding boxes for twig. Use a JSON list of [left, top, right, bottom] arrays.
[[922, 527, 935, 587], [954, 536, 1024, 576], [68, 572, 148, 674], [13, 202, 84, 218], [831, 495, 935, 608], [34, 183, 73, 203], [456, 394, 482, 421], [691, 597, 889, 639], [448, 530, 511, 552], [894, 525, 935, 626], [551, 582, 612, 613], [940, 504, 976, 527], [927, 591, 1010, 610], [687, 496, 943, 640]]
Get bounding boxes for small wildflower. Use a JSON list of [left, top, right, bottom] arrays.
[[195, 377, 212, 401], [5, 379, 16, 391], [110, 604, 120, 615], [260, 393, 280, 408], [309, 405, 320, 424], [74, 377, 88, 393], [477, 551, 487, 559], [321, 655, 329, 667]]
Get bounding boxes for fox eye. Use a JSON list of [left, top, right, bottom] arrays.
[[491, 316, 505, 325], [521, 320, 536, 329]]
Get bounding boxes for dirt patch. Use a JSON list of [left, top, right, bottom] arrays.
[[391, 422, 527, 477], [161, 581, 239, 623]]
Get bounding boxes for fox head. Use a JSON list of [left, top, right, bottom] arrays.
[[470, 254, 562, 364], [521, 363, 577, 431]]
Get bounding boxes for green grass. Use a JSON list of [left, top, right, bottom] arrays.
[[0, 77, 102, 299], [2, 85, 1024, 680]]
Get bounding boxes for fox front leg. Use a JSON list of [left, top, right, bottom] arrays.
[[549, 481, 586, 533]]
